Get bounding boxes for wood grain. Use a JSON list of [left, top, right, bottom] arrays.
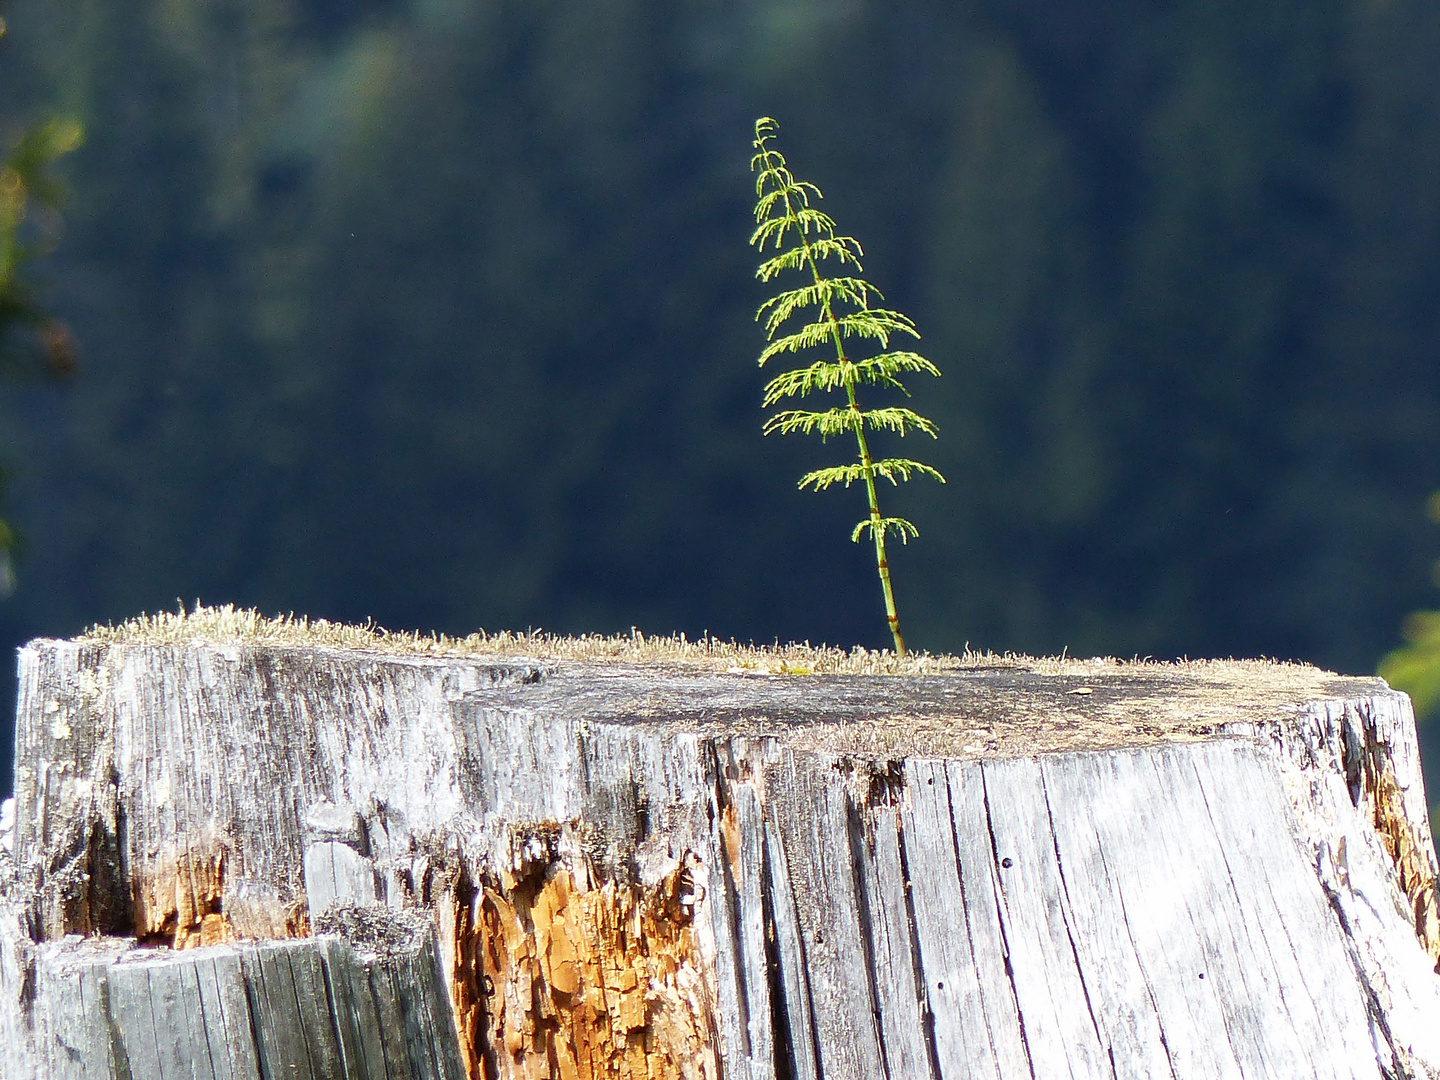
[[2, 634, 1438, 1078]]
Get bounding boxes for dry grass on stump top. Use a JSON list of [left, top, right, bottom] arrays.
[[61, 603, 1392, 762]]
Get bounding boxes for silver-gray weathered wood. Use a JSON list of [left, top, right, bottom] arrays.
[[3, 629, 1439, 1079], [11, 915, 461, 1080]]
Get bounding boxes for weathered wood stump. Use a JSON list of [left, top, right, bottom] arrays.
[[3, 608, 1440, 1079]]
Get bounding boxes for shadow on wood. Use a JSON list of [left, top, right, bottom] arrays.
[[2, 608, 1439, 1078]]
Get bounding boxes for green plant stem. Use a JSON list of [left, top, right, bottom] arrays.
[[776, 176, 906, 655], [846, 380, 905, 653]]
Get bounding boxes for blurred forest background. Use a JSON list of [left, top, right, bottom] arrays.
[[3, 0, 1440, 794]]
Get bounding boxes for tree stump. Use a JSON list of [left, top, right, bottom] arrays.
[[2, 608, 1439, 1079]]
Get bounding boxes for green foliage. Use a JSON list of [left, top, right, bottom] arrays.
[[0, 116, 82, 368], [750, 117, 944, 655], [1380, 493, 1440, 719], [0, 9, 81, 592], [1379, 613, 1440, 718]]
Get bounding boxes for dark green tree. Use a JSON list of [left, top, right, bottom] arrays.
[[2, 0, 1440, 681]]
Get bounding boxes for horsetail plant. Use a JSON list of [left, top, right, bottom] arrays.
[[750, 117, 944, 656]]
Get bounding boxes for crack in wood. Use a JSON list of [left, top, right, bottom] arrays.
[[715, 804, 754, 1060], [1360, 751, 1440, 967], [1038, 768, 1119, 1080], [979, 767, 1039, 1080]]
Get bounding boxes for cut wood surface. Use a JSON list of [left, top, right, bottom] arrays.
[[2, 607, 1439, 1079]]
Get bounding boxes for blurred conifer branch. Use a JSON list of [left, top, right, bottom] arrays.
[[1, 114, 83, 378], [0, 5, 83, 593], [750, 117, 944, 656]]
